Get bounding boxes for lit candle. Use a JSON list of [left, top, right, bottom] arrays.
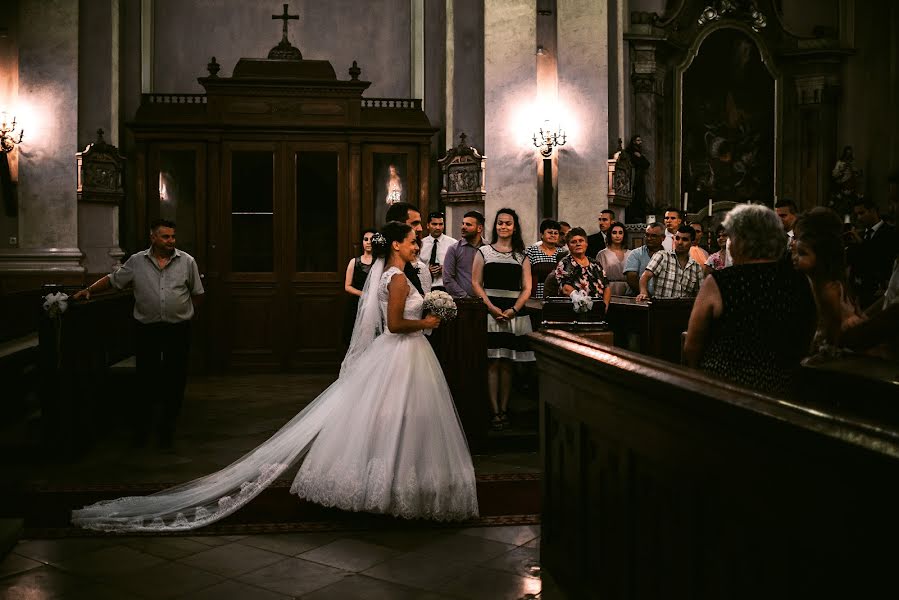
[[682, 192, 688, 212], [708, 198, 713, 216], [647, 214, 656, 224], [844, 214, 851, 224]]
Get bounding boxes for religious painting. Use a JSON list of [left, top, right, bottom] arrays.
[[373, 152, 408, 226], [681, 29, 775, 208]]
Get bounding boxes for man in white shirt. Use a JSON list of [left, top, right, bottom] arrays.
[[419, 211, 458, 292], [775, 199, 799, 248], [661, 207, 683, 251]]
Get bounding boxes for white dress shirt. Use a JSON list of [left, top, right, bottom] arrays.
[[419, 233, 458, 289]]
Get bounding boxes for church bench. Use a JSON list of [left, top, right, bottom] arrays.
[[0, 289, 44, 418], [38, 288, 135, 453], [529, 329, 899, 599]]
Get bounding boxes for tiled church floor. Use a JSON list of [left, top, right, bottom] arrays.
[[2, 375, 554, 598], [0, 524, 565, 599]]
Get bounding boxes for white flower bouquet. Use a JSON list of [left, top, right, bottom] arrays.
[[42, 291, 69, 319], [423, 290, 458, 321], [569, 289, 594, 314]]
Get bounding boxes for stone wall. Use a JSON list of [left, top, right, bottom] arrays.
[[152, 0, 412, 97]]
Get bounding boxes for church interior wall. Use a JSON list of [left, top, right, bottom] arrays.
[[838, 1, 899, 205], [151, 0, 413, 97], [0, 0, 19, 252]]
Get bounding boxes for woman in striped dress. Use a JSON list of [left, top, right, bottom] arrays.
[[472, 208, 534, 430], [525, 218, 566, 299]]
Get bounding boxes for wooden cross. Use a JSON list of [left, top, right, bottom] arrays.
[[272, 4, 298, 42]]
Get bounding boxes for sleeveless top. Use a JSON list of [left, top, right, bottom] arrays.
[[480, 245, 525, 311], [378, 266, 425, 336], [699, 260, 816, 395], [352, 257, 372, 290]]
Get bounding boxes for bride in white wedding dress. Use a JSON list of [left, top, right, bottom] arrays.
[[72, 222, 479, 532]]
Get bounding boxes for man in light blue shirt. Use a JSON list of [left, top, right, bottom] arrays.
[[74, 219, 204, 448], [623, 223, 665, 296]]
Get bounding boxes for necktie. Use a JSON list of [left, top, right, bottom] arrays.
[[864, 229, 873, 242], [429, 238, 439, 265]]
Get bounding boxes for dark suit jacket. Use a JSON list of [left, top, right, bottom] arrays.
[[587, 232, 606, 262], [848, 222, 899, 307]]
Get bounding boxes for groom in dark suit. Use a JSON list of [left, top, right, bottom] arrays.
[[385, 202, 425, 294]]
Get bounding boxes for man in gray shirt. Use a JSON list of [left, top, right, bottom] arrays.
[[443, 210, 485, 298], [74, 219, 204, 448]]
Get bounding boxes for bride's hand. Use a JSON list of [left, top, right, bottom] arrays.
[[422, 314, 442, 329]]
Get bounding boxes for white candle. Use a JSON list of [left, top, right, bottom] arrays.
[[773, 194, 778, 208], [708, 198, 713, 216], [683, 192, 688, 212], [647, 214, 656, 224], [844, 214, 851, 224]]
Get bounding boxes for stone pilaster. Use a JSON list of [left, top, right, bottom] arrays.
[[484, 0, 537, 242], [629, 39, 665, 218], [1, 0, 83, 274], [556, 0, 609, 234]]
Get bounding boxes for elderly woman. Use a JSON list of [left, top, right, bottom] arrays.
[[684, 204, 816, 395], [525, 218, 566, 299], [554, 227, 612, 314]]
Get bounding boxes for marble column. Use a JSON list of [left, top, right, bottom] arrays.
[[78, 0, 124, 274], [0, 0, 83, 273], [556, 0, 609, 234], [484, 0, 538, 243]]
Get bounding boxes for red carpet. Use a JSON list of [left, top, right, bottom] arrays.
[[14, 473, 541, 538]]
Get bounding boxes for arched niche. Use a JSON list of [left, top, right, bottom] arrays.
[[674, 22, 782, 211]]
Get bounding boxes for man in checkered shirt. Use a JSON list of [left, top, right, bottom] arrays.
[[636, 224, 703, 301]]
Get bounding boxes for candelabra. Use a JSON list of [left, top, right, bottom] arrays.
[[532, 122, 566, 157], [0, 113, 24, 153]]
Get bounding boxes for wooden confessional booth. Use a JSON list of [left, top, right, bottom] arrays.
[[130, 53, 435, 372]]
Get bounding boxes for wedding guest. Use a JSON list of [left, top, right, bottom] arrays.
[[419, 211, 457, 292], [847, 197, 899, 307], [559, 221, 572, 240], [661, 208, 684, 251], [624, 223, 665, 296], [343, 228, 376, 345], [443, 210, 485, 298], [596, 221, 631, 295], [792, 207, 864, 354], [636, 225, 703, 301], [775, 199, 799, 247], [73, 219, 204, 448], [525, 219, 565, 299], [587, 209, 616, 259], [555, 227, 612, 315], [684, 204, 816, 395], [472, 208, 534, 431], [689, 221, 710, 265], [704, 225, 732, 276]]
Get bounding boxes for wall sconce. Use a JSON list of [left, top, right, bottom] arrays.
[[532, 120, 566, 157], [0, 112, 24, 153]]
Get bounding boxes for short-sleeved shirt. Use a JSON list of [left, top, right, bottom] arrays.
[[623, 246, 658, 296], [109, 248, 204, 324], [644, 251, 702, 299]]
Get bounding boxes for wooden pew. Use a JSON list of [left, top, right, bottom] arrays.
[[606, 296, 693, 363], [0, 289, 44, 416], [428, 298, 489, 453], [530, 329, 899, 599], [38, 287, 135, 453]]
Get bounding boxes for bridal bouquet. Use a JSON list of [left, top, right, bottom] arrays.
[[569, 289, 594, 314], [42, 291, 69, 320], [423, 290, 458, 321]]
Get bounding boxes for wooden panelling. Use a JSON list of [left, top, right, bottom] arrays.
[[531, 330, 899, 599]]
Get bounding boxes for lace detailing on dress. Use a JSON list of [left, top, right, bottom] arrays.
[[291, 457, 478, 521], [378, 266, 425, 331], [72, 462, 290, 532]]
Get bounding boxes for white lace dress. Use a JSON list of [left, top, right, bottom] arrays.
[[72, 266, 478, 531]]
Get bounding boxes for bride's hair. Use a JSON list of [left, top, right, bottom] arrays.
[[372, 221, 413, 259]]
